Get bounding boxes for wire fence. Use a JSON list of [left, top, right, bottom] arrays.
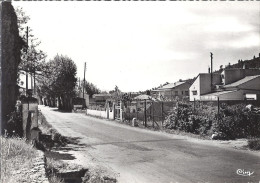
[[123, 100, 178, 128]]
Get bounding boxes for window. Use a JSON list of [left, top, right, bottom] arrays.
[[175, 91, 178, 96], [182, 91, 184, 95], [192, 90, 197, 95], [185, 91, 189, 96]]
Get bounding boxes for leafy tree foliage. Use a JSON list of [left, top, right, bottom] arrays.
[[80, 81, 101, 98], [15, 7, 46, 85], [37, 55, 77, 110]]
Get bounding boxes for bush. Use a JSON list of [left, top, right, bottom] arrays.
[[214, 104, 260, 139], [164, 102, 260, 140], [248, 138, 260, 150], [164, 102, 217, 135]]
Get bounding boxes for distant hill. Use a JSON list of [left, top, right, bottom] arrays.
[[215, 53, 260, 74], [229, 54, 260, 69]]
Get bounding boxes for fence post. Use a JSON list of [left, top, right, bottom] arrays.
[[113, 103, 115, 120], [217, 97, 220, 122], [136, 100, 138, 120], [161, 102, 164, 126], [194, 98, 196, 111], [144, 99, 147, 127], [152, 101, 154, 128], [150, 101, 152, 124], [128, 101, 130, 123]]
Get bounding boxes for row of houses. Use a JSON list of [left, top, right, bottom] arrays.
[[151, 66, 260, 102], [88, 68, 260, 106], [82, 56, 260, 109]]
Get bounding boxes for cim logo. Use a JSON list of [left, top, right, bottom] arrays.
[[236, 169, 254, 177]]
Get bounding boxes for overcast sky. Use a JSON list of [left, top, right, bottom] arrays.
[[13, 2, 260, 92]]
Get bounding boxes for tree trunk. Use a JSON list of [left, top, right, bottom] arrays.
[[58, 96, 62, 110]]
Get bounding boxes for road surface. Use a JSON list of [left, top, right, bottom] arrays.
[[39, 106, 260, 183]]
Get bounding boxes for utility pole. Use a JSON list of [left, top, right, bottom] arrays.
[[31, 70, 33, 93], [83, 62, 86, 99], [210, 52, 213, 91], [26, 26, 29, 95], [34, 71, 36, 95]]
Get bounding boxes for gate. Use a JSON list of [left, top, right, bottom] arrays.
[[114, 100, 123, 121]]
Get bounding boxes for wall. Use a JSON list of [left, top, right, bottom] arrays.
[[201, 89, 260, 101], [86, 109, 107, 118], [86, 108, 115, 119], [224, 68, 260, 85], [200, 73, 221, 95], [224, 69, 244, 85], [189, 73, 221, 101], [189, 75, 200, 101], [1, 2, 23, 134], [163, 82, 191, 99]]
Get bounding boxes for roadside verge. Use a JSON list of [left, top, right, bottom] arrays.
[[38, 111, 118, 183]]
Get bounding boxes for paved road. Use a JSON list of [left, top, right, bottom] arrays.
[[39, 106, 260, 183]]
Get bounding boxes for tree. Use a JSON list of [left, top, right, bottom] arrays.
[[109, 85, 123, 99], [81, 81, 101, 98], [15, 7, 47, 88], [37, 55, 77, 110]]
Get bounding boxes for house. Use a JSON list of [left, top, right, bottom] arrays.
[[151, 81, 191, 101], [190, 68, 260, 101], [189, 73, 222, 101]]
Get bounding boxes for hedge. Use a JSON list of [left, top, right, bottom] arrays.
[[164, 102, 260, 140]]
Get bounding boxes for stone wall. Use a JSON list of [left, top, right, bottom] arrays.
[[0, 1, 23, 134]]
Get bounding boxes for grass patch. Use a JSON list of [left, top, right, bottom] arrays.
[[46, 158, 65, 183], [248, 138, 260, 150], [0, 136, 37, 183]]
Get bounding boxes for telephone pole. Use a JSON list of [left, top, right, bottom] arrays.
[[26, 26, 29, 95], [83, 62, 86, 99], [210, 52, 213, 91]]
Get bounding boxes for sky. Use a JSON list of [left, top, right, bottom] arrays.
[[13, 1, 260, 92]]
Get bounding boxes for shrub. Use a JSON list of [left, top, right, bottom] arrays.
[[248, 138, 260, 150], [214, 104, 260, 139], [164, 102, 260, 140]]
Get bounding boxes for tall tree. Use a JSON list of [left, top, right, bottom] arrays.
[[15, 7, 47, 88], [37, 55, 77, 110]]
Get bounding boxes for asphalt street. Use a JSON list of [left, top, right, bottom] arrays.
[[39, 105, 260, 183]]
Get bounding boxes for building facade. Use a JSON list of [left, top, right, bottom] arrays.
[[189, 68, 260, 101], [152, 81, 191, 101]]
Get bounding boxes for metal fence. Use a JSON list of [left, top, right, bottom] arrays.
[[123, 100, 177, 128]]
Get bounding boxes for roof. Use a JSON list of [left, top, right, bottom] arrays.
[[154, 81, 186, 91], [224, 75, 260, 88], [93, 93, 112, 97], [133, 94, 156, 101]]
